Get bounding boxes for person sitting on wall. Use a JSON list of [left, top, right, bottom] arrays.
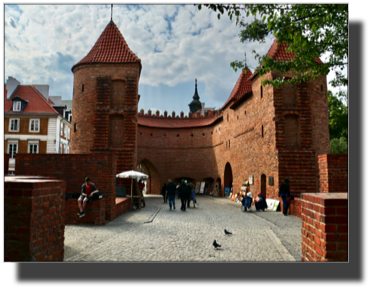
[[254, 192, 268, 212], [241, 192, 253, 212], [78, 176, 99, 218]]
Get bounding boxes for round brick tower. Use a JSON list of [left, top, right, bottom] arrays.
[[71, 20, 142, 173]]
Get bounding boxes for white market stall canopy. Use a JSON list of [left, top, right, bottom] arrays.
[[116, 170, 148, 179], [116, 170, 149, 209]]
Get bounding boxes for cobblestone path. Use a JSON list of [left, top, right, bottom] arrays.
[[64, 195, 302, 262]]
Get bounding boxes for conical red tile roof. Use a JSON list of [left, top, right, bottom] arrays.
[[249, 39, 322, 80], [221, 68, 253, 110], [266, 38, 322, 63], [72, 20, 141, 72]]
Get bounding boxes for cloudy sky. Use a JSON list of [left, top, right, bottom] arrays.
[[4, 3, 346, 114]]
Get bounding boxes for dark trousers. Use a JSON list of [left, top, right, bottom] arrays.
[[181, 198, 187, 211], [281, 194, 288, 215]]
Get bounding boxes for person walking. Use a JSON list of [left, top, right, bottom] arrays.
[[190, 184, 197, 208], [186, 182, 192, 208], [279, 178, 291, 216], [178, 180, 189, 211], [166, 179, 176, 210], [161, 183, 167, 203]]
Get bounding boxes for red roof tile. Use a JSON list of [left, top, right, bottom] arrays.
[[221, 68, 253, 110], [72, 21, 141, 72], [4, 85, 58, 114], [266, 38, 322, 63], [138, 116, 222, 129]]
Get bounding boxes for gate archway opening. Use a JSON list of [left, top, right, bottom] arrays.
[[173, 177, 196, 186], [216, 178, 222, 197], [202, 177, 214, 195], [137, 159, 161, 194], [224, 162, 233, 197]]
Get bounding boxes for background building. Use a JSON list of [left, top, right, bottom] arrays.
[[4, 77, 71, 173]]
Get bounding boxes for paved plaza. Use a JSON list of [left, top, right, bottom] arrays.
[[64, 195, 302, 262]]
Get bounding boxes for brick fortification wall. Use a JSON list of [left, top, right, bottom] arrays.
[[301, 193, 348, 261], [4, 176, 65, 261], [319, 154, 348, 193], [15, 153, 122, 225], [137, 72, 329, 199], [4, 153, 9, 175]]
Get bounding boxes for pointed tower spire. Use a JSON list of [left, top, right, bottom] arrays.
[[71, 19, 141, 72], [188, 79, 202, 114], [109, 4, 114, 25]]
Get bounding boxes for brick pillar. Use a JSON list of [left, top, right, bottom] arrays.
[[318, 154, 348, 193], [301, 193, 348, 262], [4, 177, 66, 261]]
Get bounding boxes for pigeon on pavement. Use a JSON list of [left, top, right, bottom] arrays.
[[224, 229, 232, 235], [213, 240, 221, 249]]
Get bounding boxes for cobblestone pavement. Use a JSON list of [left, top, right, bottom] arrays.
[[64, 195, 302, 262]]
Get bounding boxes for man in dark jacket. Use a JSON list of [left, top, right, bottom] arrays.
[[166, 179, 176, 210], [279, 178, 291, 216], [186, 183, 192, 208], [178, 180, 190, 211]]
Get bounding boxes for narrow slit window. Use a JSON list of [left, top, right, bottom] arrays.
[[262, 125, 264, 138], [74, 123, 77, 132], [82, 84, 85, 92], [261, 85, 263, 99]]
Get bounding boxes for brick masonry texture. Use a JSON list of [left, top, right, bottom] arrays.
[[300, 193, 348, 262], [14, 153, 127, 225], [4, 176, 65, 261], [137, 71, 330, 199], [318, 154, 348, 193], [71, 63, 140, 177]]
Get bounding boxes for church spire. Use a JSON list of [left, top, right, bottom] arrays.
[[188, 79, 202, 114]]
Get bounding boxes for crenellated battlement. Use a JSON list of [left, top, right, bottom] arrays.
[[138, 109, 222, 119]]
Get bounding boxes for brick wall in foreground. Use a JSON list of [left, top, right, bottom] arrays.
[[15, 153, 122, 224], [301, 192, 348, 262], [318, 154, 348, 193], [4, 176, 65, 261]]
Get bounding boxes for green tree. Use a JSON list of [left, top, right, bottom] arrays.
[[328, 90, 348, 140], [330, 137, 348, 154], [328, 90, 348, 154], [198, 4, 348, 88]]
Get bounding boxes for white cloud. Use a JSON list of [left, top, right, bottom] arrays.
[[5, 4, 343, 109]]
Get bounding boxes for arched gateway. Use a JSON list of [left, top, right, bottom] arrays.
[[224, 163, 233, 196]]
